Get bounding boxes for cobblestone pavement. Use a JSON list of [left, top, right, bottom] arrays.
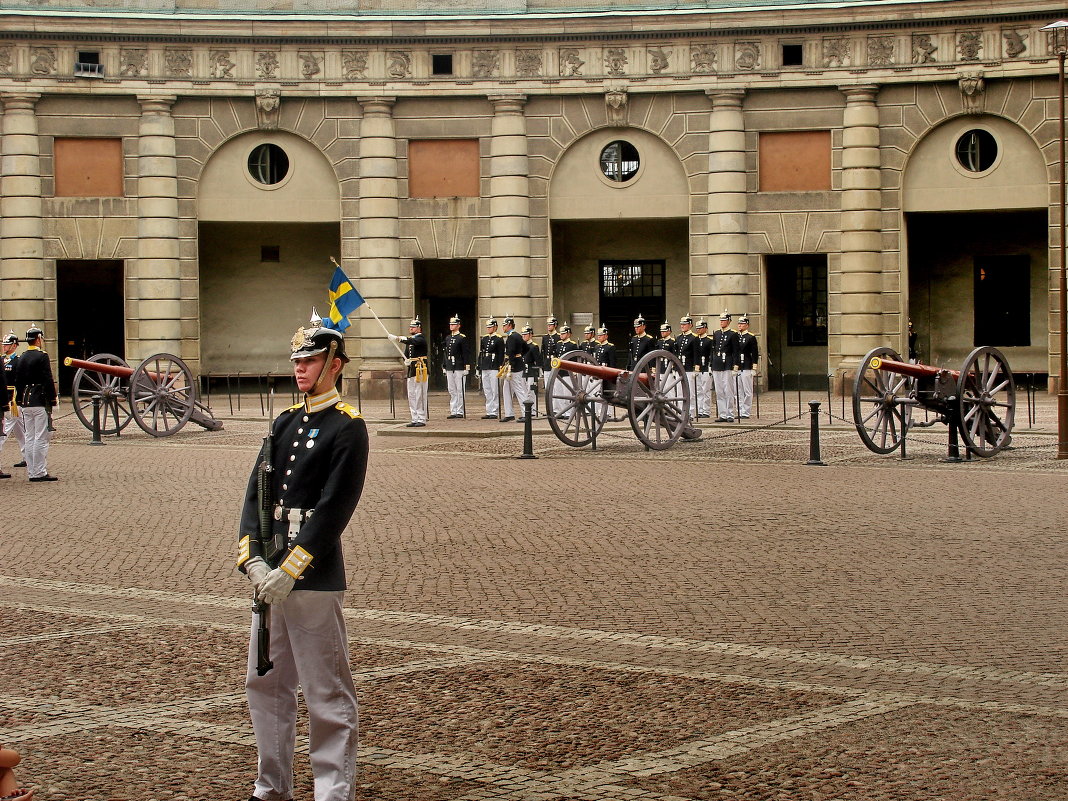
[[2, 394, 1066, 800]]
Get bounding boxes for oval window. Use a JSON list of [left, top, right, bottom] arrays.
[[599, 140, 640, 182], [955, 129, 997, 173], [248, 143, 290, 185]]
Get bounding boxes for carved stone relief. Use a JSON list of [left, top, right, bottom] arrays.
[[912, 34, 937, 64], [516, 49, 542, 77], [691, 44, 718, 74], [867, 37, 894, 66], [959, 72, 985, 114], [387, 51, 412, 79], [256, 51, 278, 80], [560, 49, 584, 76], [0, 47, 13, 76], [1003, 30, 1027, 58], [473, 50, 499, 78], [165, 50, 192, 77], [342, 51, 368, 79], [605, 48, 628, 76], [605, 85, 627, 125], [648, 48, 669, 75], [958, 31, 982, 62], [735, 42, 760, 71], [30, 48, 56, 76], [210, 51, 235, 79], [256, 88, 280, 129], [120, 49, 148, 77], [299, 52, 323, 79], [822, 38, 850, 68]]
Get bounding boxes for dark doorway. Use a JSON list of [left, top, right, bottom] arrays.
[[599, 260, 666, 346], [765, 254, 828, 390], [56, 259, 124, 394], [974, 255, 1030, 347], [414, 259, 477, 391]]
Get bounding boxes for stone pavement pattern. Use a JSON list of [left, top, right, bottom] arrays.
[[1, 405, 1066, 800]]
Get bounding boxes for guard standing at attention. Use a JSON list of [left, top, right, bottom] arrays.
[[580, 325, 597, 355], [500, 316, 528, 423], [0, 339, 8, 478], [441, 315, 472, 419], [627, 315, 657, 370], [657, 323, 676, 355], [520, 325, 541, 418], [675, 316, 699, 419], [693, 320, 713, 418], [14, 323, 57, 482], [388, 318, 428, 428], [593, 325, 615, 369], [541, 315, 561, 390], [550, 324, 580, 418], [736, 314, 759, 419], [238, 313, 369, 801], [478, 318, 505, 419], [0, 332, 24, 473], [711, 310, 741, 422]]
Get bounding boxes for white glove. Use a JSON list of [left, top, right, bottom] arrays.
[[256, 568, 296, 604], [442, 368, 448, 375], [244, 556, 269, 591], [403, 358, 412, 366], [462, 369, 469, 377], [387, 333, 400, 342]]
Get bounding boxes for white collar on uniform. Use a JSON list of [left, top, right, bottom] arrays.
[[304, 388, 341, 413]]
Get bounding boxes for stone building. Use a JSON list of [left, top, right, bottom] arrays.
[[0, 0, 1063, 392]]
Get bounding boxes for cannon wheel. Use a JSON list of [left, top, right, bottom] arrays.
[[628, 349, 691, 451], [852, 346, 914, 454], [71, 353, 135, 435], [956, 346, 1015, 458], [129, 353, 197, 437], [546, 350, 610, 447]]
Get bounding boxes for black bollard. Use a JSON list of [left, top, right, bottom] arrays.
[[805, 400, 825, 466], [518, 400, 536, 459], [90, 394, 104, 446], [943, 420, 963, 463], [355, 370, 362, 412], [389, 373, 396, 419]]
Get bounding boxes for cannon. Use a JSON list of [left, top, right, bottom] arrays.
[[64, 353, 223, 438], [546, 349, 701, 450], [852, 345, 1015, 458]]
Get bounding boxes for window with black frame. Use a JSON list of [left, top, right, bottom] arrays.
[[789, 261, 828, 345]]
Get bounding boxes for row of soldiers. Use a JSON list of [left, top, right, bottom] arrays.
[[392, 310, 759, 424]]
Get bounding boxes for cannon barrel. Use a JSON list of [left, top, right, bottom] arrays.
[[551, 356, 649, 386], [869, 356, 960, 381], [64, 356, 136, 378]]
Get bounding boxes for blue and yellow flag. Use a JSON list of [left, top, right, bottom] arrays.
[[322, 265, 364, 332]]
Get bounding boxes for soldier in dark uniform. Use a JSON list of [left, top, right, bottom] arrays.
[[441, 315, 472, 419], [388, 317, 428, 427], [907, 319, 919, 362], [736, 313, 759, 419], [693, 319, 713, 418], [478, 318, 505, 418], [541, 315, 561, 391], [711, 310, 741, 421], [520, 325, 541, 418], [550, 324, 580, 418], [675, 316, 699, 418], [657, 323, 676, 355], [0, 332, 22, 474], [580, 325, 597, 355], [593, 325, 615, 368], [627, 315, 657, 370], [238, 313, 369, 801], [500, 316, 527, 422], [0, 337, 8, 478], [13, 323, 57, 481]]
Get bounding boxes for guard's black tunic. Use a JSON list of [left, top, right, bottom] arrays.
[[593, 340, 616, 368], [504, 329, 526, 373], [675, 331, 698, 372], [443, 332, 472, 371], [738, 331, 759, 370], [541, 332, 561, 372], [0, 357, 7, 408], [478, 334, 505, 371], [2, 352, 16, 388], [239, 398, 369, 592], [711, 328, 740, 371], [522, 341, 542, 378], [657, 336, 677, 356], [13, 348, 56, 407], [579, 338, 597, 355], [694, 334, 714, 373], [399, 332, 428, 378], [627, 332, 657, 370], [553, 338, 582, 359]]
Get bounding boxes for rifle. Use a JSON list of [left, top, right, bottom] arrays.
[[252, 390, 277, 677]]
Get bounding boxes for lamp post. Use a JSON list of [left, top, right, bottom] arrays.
[[1041, 20, 1068, 458]]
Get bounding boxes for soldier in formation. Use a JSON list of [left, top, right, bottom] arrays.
[[580, 325, 597, 355], [736, 314, 759, 419], [711, 311, 741, 422], [541, 315, 560, 391], [657, 323, 676, 354], [500, 316, 528, 423], [520, 325, 541, 419], [441, 315, 472, 419], [478, 318, 505, 419], [387, 317, 428, 428], [693, 319, 713, 418], [14, 324, 58, 482], [0, 332, 24, 473], [675, 316, 699, 419], [627, 315, 657, 370]]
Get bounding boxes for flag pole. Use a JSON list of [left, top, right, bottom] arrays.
[[330, 257, 407, 359]]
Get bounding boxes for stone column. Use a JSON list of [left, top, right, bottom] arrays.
[[136, 94, 182, 360], [356, 97, 402, 372], [488, 94, 531, 321], [706, 90, 749, 320], [838, 85, 883, 370], [0, 92, 45, 335]]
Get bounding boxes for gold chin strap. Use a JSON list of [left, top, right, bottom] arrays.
[[308, 341, 339, 403]]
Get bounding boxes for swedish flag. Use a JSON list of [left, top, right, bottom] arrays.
[[322, 265, 364, 332]]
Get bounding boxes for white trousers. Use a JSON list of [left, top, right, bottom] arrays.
[[686, 372, 698, 418], [481, 370, 499, 416], [713, 370, 737, 420], [406, 376, 427, 423], [738, 369, 754, 418], [246, 591, 359, 801], [0, 411, 26, 466], [21, 406, 50, 479], [502, 372, 529, 418], [445, 371, 466, 416], [695, 372, 712, 418]]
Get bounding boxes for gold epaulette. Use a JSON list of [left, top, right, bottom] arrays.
[[335, 401, 362, 418], [286, 401, 303, 412]]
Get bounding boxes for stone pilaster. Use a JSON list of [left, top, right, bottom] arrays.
[[487, 94, 531, 322], [356, 97, 402, 371], [838, 85, 883, 370], [136, 94, 181, 360], [0, 92, 45, 336], [706, 89, 749, 320]]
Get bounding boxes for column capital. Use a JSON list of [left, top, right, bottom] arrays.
[[839, 84, 880, 103], [1, 92, 41, 112], [137, 94, 177, 114], [705, 88, 745, 109], [488, 93, 528, 113], [357, 96, 396, 115]]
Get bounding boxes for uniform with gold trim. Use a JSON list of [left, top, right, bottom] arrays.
[[478, 319, 505, 417], [1, 333, 25, 471], [675, 317, 699, 418], [500, 316, 529, 422], [541, 316, 561, 388], [580, 326, 597, 355], [657, 323, 676, 356], [627, 316, 658, 370], [711, 311, 741, 421], [693, 321, 714, 417], [14, 324, 57, 481], [442, 316, 473, 419], [389, 318, 429, 427], [549, 325, 581, 417], [736, 314, 759, 419], [520, 325, 542, 417]]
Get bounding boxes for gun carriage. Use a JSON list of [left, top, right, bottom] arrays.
[[546, 349, 701, 451], [852, 345, 1015, 458], [63, 352, 222, 437]]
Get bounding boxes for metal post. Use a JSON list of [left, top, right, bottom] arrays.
[[355, 370, 362, 412], [805, 400, 825, 465], [826, 374, 833, 425], [1026, 373, 1033, 428], [236, 371, 242, 411], [518, 399, 536, 459], [90, 394, 104, 446], [796, 371, 802, 420], [388, 373, 395, 419], [754, 372, 760, 419], [943, 419, 963, 463], [780, 371, 787, 424], [226, 373, 233, 415], [734, 370, 741, 422]]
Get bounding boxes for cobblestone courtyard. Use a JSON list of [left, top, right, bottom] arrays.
[[2, 397, 1067, 800]]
